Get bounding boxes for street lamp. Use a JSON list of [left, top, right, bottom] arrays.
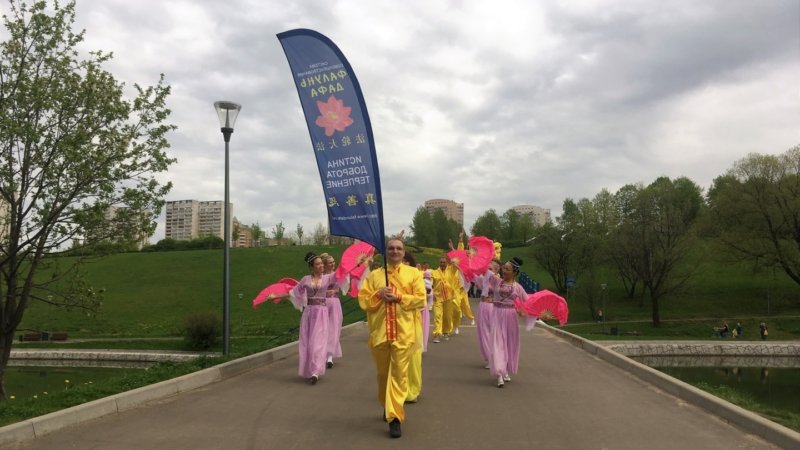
[[600, 283, 607, 334], [214, 100, 242, 356]]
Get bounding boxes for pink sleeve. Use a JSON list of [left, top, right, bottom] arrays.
[[288, 277, 308, 311]]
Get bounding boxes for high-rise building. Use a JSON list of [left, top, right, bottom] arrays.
[[165, 200, 233, 243], [198, 201, 228, 238], [165, 200, 198, 241], [510, 204, 551, 227], [424, 199, 464, 226]]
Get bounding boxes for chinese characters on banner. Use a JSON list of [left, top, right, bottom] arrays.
[[277, 29, 385, 254]]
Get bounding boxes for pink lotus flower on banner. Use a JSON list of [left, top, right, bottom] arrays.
[[315, 95, 354, 136]]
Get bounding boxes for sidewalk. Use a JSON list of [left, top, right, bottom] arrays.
[[5, 322, 795, 449]]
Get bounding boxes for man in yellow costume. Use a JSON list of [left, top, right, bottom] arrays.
[[359, 238, 426, 439], [448, 232, 474, 332], [431, 256, 455, 341], [402, 253, 424, 404]]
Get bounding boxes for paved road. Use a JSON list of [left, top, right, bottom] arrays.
[[11, 324, 778, 449]]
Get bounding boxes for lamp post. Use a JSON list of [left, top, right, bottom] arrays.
[[600, 283, 607, 334], [214, 100, 242, 356]]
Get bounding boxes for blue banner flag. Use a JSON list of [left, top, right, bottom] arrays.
[[277, 29, 386, 254]]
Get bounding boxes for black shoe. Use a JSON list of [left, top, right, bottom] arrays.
[[326, 361, 333, 369], [310, 375, 318, 385], [388, 419, 402, 438]]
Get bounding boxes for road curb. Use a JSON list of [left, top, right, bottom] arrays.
[[540, 323, 800, 449], [0, 322, 366, 448]]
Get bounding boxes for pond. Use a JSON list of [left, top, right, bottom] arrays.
[[631, 356, 800, 415], [3, 366, 140, 400]]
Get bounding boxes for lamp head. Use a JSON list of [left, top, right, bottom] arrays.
[[214, 101, 242, 130]]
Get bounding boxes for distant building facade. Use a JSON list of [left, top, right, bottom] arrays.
[[233, 217, 254, 248], [165, 200, 233, 244], [104, 206, 152, 249], [510, 204, 551, 227], [424, 198, 464, 226]]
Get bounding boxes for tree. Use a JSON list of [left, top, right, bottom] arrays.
[[272, 221, 285, 240], [0, 1, 175, 399], [250, 222, 263, 247], [558, 196, 613, 318], [470, 209, 502, 241], [232, 220, 241, 244], [312, 222, 328, 245], [430, 208, 460, 249], [614, 177, 703, 326], [409, 207, 434, 247], [529, 222, 572, 293], [295, 223, 304, 245], [609, 184, 643, 300], [707, 146, 800, 286]]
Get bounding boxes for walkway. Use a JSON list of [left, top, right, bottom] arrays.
[[7, 322, 790, 450]]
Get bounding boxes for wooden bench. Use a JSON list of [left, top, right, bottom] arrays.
[[49, 332, 68, 341], [19, 332, 42, 342]]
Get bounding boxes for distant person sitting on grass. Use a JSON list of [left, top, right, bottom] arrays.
[[716, 321, 729, 338], [735, 322, 743, 338]]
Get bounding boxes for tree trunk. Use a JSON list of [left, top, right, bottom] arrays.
[[0, 331, 13, 401], [651, 294, 661, 327]]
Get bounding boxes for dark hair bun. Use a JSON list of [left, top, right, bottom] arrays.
[[512, 257, 523, 266], [304, 252, 318, 264]]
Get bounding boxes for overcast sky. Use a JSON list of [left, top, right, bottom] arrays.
[[43, 0, 800, 241]]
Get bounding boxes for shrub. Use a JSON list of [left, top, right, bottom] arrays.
[[183, 312, 221, 350]]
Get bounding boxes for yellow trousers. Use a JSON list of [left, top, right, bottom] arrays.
[[460, 295, 475, 321], [407, 311, 423, 401], [371, 340, 413, 423], [433, 301, 444, 336], [443, 300, 460, 334]]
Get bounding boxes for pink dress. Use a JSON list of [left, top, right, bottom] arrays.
[[289, 273, 337, 378], [325, 280, 344, 360], [487, 278, 527, 378], [422, 270, 433, 351], [475, 271, 498, 363]]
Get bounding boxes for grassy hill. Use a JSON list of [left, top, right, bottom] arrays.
[[17, 244, 800, 344]]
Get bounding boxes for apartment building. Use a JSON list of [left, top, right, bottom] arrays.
[[510, 204, 551, 227], [165, 200, 233, 243], [424, 198, 464, 226]]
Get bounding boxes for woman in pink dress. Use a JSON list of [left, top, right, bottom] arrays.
[[421, 263, 433, 352], [320, 253, 343, 368], [487, 257, 527, 388], [284, 252, 340, 384], [475, 259, 501, 369]]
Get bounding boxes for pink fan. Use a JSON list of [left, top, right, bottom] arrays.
[[514, 289, 569, 325], [446, 248, 473, 281], [467, 236, 494, 276], [252, 277, 299, 309], [336, 241, 375, 283]]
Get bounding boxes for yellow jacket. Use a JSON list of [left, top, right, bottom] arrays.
[[359, 264, 426, 347], [431, 267, 454, 303]]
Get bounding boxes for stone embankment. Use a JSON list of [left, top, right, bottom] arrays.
[[9, 349, 217, 368], [603, 341, 800, 368]]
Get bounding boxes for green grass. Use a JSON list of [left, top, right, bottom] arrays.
[[693, 382, 800, 432], [4, 243, 799, 428], [0, 356, 223, 427]]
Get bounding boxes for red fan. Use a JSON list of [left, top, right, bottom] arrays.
[[467, 236, 494, 275], [252, 277, 299, 309], [514, 289, 569, 325], [335, 241, 375, 283]]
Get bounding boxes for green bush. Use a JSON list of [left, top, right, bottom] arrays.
[[183, 312, 221, 350]]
